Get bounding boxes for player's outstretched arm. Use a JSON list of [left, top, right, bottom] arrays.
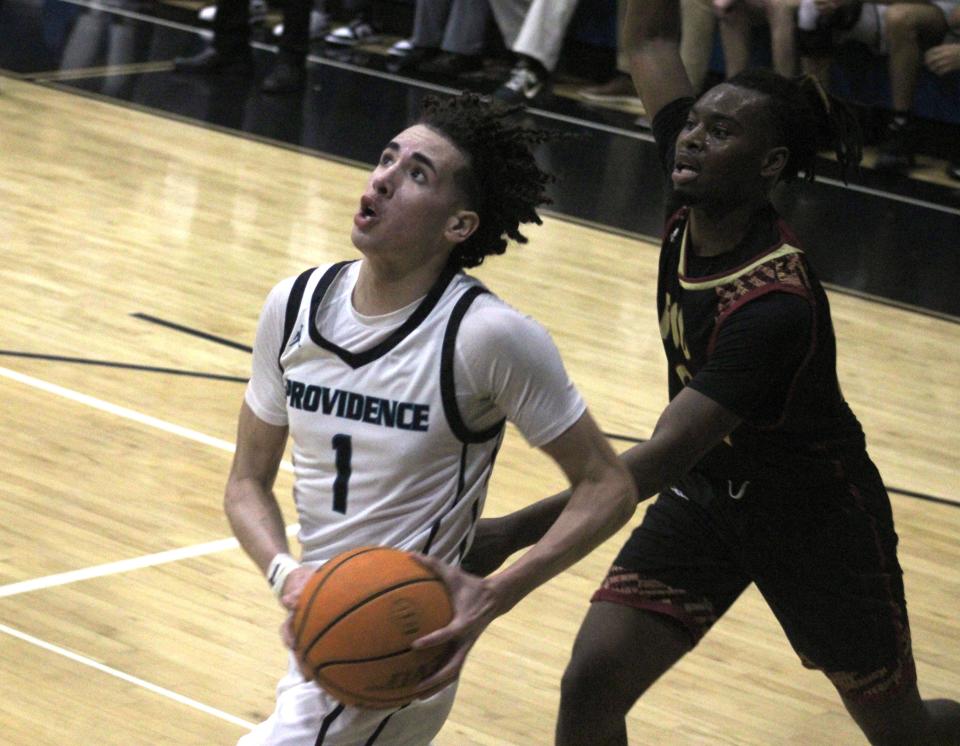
[[463, 386, 744, 572], [411, 410, 637, 690], [623, 0, 696, 123]]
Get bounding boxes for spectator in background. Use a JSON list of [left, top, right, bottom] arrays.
[[714, 0, 801, 77], [390, 0, 491, 77], [581, 0, 724, 105], [174, 0, 314, 93], [923, 3, 960, 178], [797, 0, 958, 172], [322, 1, 378, 47], [487, 0, 582, 104]]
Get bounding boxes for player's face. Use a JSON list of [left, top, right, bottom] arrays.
[[351, 124, 471, 267], [672, 84, 777, 207]]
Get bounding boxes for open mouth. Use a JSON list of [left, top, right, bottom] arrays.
[[672, 159, 701, 186], [355, 196, 379, 229]]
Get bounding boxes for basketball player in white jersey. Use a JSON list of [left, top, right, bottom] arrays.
[[225, 93, 638, 746]]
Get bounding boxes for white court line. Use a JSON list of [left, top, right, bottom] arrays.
[[0, 623, 256, 730], [0, 524, 300, 598], [0, 364, 300, 592], [0, 365, 293, 471]]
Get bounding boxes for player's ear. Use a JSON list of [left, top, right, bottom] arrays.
[[761, 145, 789, 179], [445, 210, 479, 245]]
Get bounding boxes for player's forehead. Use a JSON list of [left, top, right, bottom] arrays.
[[383, 124, 466, 175], [693, 84, 769, 125]]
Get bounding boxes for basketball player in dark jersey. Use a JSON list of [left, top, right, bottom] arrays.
[[460, 0, 960, 743]]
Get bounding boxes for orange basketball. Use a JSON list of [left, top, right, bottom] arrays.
[[292, 546, 456, 709]]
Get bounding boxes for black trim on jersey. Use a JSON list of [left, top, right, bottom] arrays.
[[364, 706, 405, 745], [306, 261, 460, 369], [278, 266, 319, 372], [314, 703, 346, 746], [422, 443, 471, 555], [440, 286, 507, 444], [459, 435, 503, 562]]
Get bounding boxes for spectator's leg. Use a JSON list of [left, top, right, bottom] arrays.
[[441, 0, 491, 56], [767, 0, 800, 76], [885, 2, 948, 113], [487, 0, 531, 51], [411, 0, 451, 49], [511, 0, 581, 72], [876, 3, 949, 170], [681, 0, 719, 90], [718, 2, 752, 77]]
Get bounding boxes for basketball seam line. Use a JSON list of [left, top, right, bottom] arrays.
[[293, 546, 383, 648], [300, 576, 444, 661]]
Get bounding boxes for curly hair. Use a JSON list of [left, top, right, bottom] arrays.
[[418, 93, 555, 269], [727, 69, 863, 184]]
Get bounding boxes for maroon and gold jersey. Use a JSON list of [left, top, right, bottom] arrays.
[[657, 204, 865, 481]]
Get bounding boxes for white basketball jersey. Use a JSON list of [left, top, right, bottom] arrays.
[[279, 261, 505, 567]]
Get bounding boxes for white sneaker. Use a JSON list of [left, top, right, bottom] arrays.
[[323, 18, 378, 47], [198, 0, 266, 24], [493, 62, 547, 104], [387, 38, 414, 57]]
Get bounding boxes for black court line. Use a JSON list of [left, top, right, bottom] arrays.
[[0, 350, 247, 383], [132, 312, 253, 353]]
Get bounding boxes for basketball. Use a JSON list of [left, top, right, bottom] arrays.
[[292, 546, 456, 709]]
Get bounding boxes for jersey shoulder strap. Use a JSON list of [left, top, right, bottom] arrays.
[[277, 266, 318, 371], [440, 285, 506, 444]]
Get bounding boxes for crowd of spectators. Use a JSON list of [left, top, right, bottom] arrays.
[[175, 0, 960, 180]]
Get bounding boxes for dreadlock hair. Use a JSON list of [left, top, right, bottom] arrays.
[[726, 69, 863, 184], [418, 93, 555, 270]]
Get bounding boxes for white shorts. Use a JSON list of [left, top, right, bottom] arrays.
[[238, 654, 458, 746]]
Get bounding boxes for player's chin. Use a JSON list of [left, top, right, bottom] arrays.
[[671, 185, 704, 206]]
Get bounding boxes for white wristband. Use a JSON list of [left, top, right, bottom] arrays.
[[266, 552, 301, 600]]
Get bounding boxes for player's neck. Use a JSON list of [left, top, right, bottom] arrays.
[[688, 200, 766, 257], [352, 255, 450, 316]]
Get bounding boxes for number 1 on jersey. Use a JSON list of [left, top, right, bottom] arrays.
[[331, 434, 352, 514]]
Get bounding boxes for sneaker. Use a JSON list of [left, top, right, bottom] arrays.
[[874, 116, 915, 173], [198, 0, 266, 25], [323, 18, 379, 47], [579, 73, 640, 104], [387, 46, 438, 72], [273, 10, 329, 40], [947, 161, 960, 182], [418, 52, 483, 77], [174, 47, 254, 76], [261, 55, 306, 93], [387, 38, 415, 57], [493, 59, 547, 104]]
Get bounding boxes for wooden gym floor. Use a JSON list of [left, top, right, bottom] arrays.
[[1, 27, 958, 746]]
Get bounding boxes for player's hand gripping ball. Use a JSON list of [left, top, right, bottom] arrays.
[[292, 546, 456, 708]]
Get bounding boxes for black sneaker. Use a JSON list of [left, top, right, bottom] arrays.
[[874, 117, 915, 172], [418, 52, 483, 78], [174, 47, 253, 76], [493, 59, 547, 104], [261, 56, 306, 93]]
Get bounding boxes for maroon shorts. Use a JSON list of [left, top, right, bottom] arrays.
[[594, 459, 916, 702]]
